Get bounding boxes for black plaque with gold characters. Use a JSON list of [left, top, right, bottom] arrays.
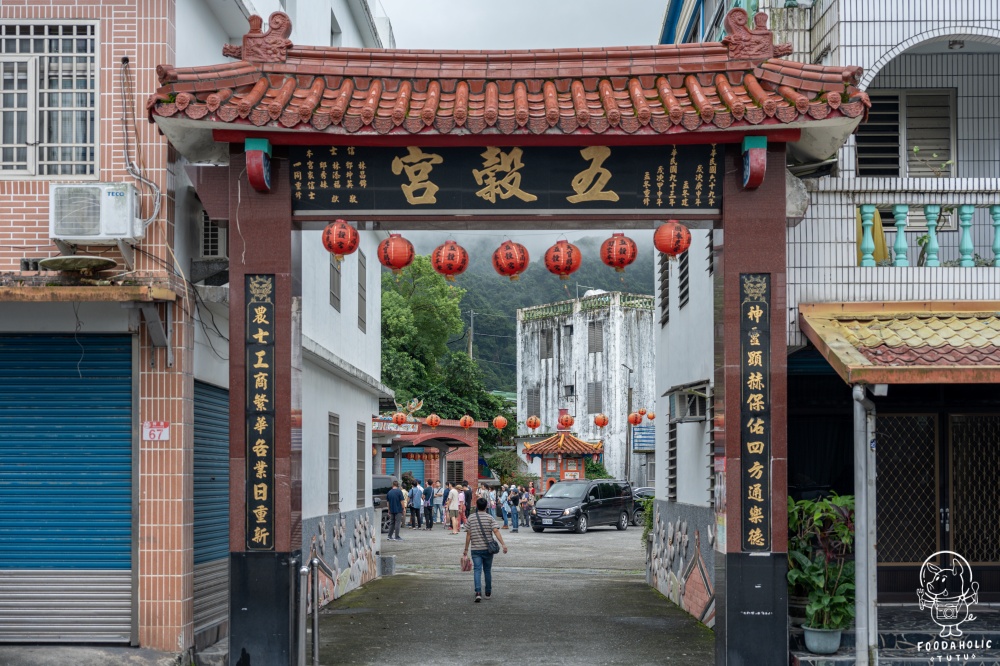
[[289, 144, 722, 215], [245, 275, 276, 551], [740, 274, 770, 552]]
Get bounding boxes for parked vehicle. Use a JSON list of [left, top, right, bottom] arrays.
[[530, 479, 634, 534], [631, 487, 654, 526], [372, 474, 397, 533]]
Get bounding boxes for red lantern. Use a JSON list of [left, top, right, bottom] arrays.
[[558, 413, 575, 429], [654, 220, 692, 257], [594, 413, 609, 428], [426, 413, 441, 429], [493, 415, 508, 430], [646, 411, 656, 421], [628, 412, 643, 426], [638, 407, 647, 416], [392, 412, 407, 425], [600, 233, 638, 272], [526, 416, 541, 431], [406, 453, 415, 460], [459, 415, 474, 430], [378, 233, 415, 274], [321, 219, 360, 261], [544, 240, 582, 280], [492, 240, 530, 281], [431, 239, 469, 281]]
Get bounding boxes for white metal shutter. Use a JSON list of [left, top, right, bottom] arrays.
[[0, 334, 133, 642]]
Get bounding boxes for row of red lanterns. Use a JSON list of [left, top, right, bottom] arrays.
[[321, 220, 692, 281], [406, 452, 439, 461], [393, 412, 508, 431], [523, 410, 656, 431]]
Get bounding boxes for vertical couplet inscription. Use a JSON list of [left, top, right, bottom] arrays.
[[246, 275, 276, 551], [740, 274, 771, 552]]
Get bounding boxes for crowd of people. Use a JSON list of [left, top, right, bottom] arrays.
[[383, 479, 538, 540], [384, 477, 538, 602]]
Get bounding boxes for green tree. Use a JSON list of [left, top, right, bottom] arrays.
[[380, 256, 516, 457]]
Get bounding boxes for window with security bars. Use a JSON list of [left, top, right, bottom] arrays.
[[588, 320, 604, 354], [199, 210, 227, 259], [356, 422, 366, 505], [707, 388, 716, 503], [658, 253, 670, 326], [330, 254, 341, 311], [1, 24, 98, 175], [447, 460, 464, 486], [328, 413, 340, 513], [357, 251, 367, 332], [525, 388, 541, 422], [855, 90, 954, 178], [539, 328, 553, 359], [587, 382, 603, 414], [667, 422, 678, 501], [678, 251, 690, 308]]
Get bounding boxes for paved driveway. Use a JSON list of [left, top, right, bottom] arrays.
[[313, 517, 715, 665]]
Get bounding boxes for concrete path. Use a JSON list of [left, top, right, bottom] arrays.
[[313, 517, 715, 665]]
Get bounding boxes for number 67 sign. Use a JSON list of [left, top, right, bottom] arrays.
[[142, 421, 171, 441]]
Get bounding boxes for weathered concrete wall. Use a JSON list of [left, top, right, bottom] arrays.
[[648, 498, 716, 628], [301, 507, 380, 609]]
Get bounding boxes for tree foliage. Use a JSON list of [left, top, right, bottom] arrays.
[[381, 255, 515, 456]]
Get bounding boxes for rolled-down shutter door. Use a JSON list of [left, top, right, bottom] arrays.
[[0, 334, 133, 642], [193, 381, 230, 640]]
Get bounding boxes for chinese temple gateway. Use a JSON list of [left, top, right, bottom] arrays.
[[148, 9, 868, 664]]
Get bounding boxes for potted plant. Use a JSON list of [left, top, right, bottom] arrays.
[[787, 493, 856, 655]]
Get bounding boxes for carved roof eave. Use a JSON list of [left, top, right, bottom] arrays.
[[149, 8, 869, 164]]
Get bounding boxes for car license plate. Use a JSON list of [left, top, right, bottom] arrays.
[[542, 519, 553, 525]]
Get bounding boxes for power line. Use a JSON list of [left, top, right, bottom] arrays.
[[475, 358, 518, 368]]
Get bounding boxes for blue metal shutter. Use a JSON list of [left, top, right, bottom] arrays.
[[193, 381, 229, 638], [0, 334, 133, 642], [384, 447, 424, 477], [194, 381, 230, 564]]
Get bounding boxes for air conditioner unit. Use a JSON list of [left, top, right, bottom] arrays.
[[49, 182, 144, 245]]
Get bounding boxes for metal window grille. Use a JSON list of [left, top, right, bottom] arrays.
[[658, 253, 670, 326], [199, 210, 227, 258], [707, 386, 716, 502], [356, 422, 366, 505], [526, 387, 541, 420], [876, 414, 937, 564], [667, 421, 678, 501], [587, 381, 603, 414], [678, 251, 690, 308], [0, 24, 97, 175], [950, 415, 1000, 564], [357, 250, 367, 332], [447, 460, 464, 486], [328, 413, 340, 513], [539, 328, 553, 359], [587, 320, 604, 354], [329, 254, 341, 311]]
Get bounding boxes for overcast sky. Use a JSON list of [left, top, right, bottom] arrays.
[[376, 0, 665, 50]]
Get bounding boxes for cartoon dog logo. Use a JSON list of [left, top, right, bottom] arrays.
[[917, 551, 979, 637]]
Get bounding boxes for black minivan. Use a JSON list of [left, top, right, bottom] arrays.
[[529, 479, 634, 534]]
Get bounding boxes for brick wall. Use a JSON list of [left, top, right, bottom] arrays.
[[0, 1, 194, 653]]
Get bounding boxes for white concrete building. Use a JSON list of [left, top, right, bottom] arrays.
[[516, 292, 656, 484], [656, 0, 1000, 658]]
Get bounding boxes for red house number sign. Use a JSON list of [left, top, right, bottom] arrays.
[[142, 421, 171, 441]]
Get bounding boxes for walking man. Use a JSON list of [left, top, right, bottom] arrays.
[[508, 484, 520, 532], [386, 480, 405, 541]]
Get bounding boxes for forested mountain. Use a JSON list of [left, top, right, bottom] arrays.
[[437, 234, 657, 391]]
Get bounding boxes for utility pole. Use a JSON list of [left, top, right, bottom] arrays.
[[468, 310, 474, 360]]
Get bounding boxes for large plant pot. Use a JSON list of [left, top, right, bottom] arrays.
[[803, 626, 842, 655]]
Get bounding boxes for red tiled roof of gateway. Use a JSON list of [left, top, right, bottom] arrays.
[[147, 8, 869, 140], [525, 433, 603, 455]]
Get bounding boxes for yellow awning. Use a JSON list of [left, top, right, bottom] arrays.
[[799, 302, 1000, 385]]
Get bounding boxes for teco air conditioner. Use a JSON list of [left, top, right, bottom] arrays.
[[49, 182, 144, 245]]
